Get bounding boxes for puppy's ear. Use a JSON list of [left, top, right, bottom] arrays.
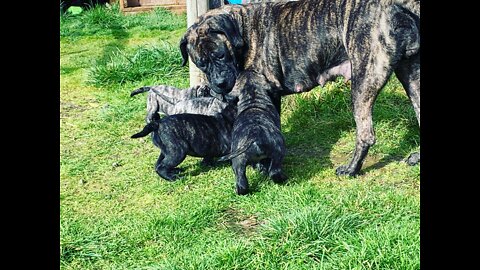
[[208, 14, 244, 50], [179, 35, 189, 66]]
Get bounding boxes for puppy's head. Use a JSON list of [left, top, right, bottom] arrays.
[[195, 84, 211, 97], [180, 12, 245, 95]]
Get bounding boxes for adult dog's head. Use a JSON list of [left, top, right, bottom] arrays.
[[180, 12, 245, 94]]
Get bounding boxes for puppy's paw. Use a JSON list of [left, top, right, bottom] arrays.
[[271, 172, 288, 184], [254, 162, 269, 175], [171, 168, 185, 173], [200, 158, 215, 167], [405, 152, 420, 166], [235, 183, 249, 195], [335, 165, 358, 177], [156, 169, 181, 182]]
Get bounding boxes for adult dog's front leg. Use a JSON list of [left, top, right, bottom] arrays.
[[270, 93, 282, 116]]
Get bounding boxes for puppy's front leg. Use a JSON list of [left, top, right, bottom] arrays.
[[231, 154, 249, 195]]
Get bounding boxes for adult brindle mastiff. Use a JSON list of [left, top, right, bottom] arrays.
[[180, 0, 420, 176]]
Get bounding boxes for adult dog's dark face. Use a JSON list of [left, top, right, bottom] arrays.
[[180, 14, 244, 94]]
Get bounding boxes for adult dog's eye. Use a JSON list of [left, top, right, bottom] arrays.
[[211, 52, 224, 59], [197, 60, 206, 68]]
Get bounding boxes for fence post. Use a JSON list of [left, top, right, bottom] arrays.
[[186, 0, 209, 87]]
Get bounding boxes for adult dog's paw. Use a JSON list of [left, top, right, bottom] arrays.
[[335, 165, 359, 177]]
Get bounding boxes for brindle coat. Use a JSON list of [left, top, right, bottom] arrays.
[[218, 71, 287, 195], [131, 104, 237, 181], [180, 0, 420, 176], [130, 84, 224, 123]]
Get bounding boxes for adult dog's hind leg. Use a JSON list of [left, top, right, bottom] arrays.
[[336, 55, 394, 176], [395, 54, 420, 165], [335, 9, 409, 176]]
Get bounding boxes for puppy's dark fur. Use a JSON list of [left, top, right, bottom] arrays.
[[218, 71, 287, 195], [180, 0, 420, 176], [131, 104, 237, 181]]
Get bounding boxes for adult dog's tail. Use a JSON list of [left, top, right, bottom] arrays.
[[130, 86, 151, 97]]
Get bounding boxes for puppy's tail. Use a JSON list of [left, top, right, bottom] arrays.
[[131, 123, 157, 138], [130, 86, 151, 97], [217, 141, 254, 162], [131, 114, 160, 138]]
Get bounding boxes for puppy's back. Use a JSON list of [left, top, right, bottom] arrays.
[[158, 113, 234, 157]]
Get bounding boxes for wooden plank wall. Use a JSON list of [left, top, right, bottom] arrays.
[[119, 0, 187, 14]]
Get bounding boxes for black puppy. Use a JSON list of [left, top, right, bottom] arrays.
[[131, 104, 237, 181], [218, 71, 287, 195]]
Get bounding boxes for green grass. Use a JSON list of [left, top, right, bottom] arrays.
[[88, 43, 188, 86], [60, 5, 420, 269]]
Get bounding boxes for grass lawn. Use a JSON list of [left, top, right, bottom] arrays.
[[60, 4, 420, 269]]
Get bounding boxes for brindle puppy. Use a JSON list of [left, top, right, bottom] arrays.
[[130, 84, 213, 123], [218, 71, 287, 195], [131, 104, 237, 181], [180, 0, 420, 176]]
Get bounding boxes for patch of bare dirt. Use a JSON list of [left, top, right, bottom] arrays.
[[286, 145, 329, 158], [60, 97, 99, 118], [60, 101, 87, 118], [219, 208, 262, 236]]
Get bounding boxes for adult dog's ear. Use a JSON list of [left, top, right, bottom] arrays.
[[179, 35, 189, 66], [208, 14, 244, 50]]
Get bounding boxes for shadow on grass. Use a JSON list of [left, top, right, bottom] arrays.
[[184, 160, 232, 177], [281, 80, 419, 183], [96, 23, 130, 67], [362, 122, 419, 174]]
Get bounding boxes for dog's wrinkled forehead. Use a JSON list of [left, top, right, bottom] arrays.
[[186, 14, 242, 50], [186, 23, 229, 48], [186, 32, 232, 64]]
